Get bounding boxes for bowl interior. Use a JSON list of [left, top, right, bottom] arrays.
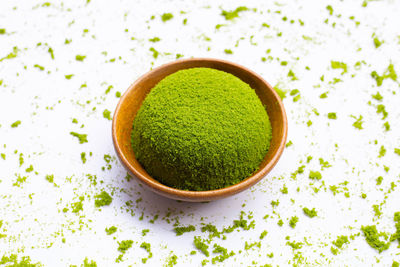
[[112, 58, 287, 202]]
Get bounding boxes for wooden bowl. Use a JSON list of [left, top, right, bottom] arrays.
[[112, 58, 287, 202]]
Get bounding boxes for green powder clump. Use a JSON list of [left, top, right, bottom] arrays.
[[0, 254, 41, 266], [11, 120, 21, 128], [331, 61, 348, 74], [303, 207, 317, 218], [131, 68, 272, 191], [361, 225, 391, 253], [289, 216, 299, 228], [83, 258, 97, 267], [117, 240, 133, 253], [331, 235, 349, 255], [161, 13, 173, 22], [165, 254, 178, 267], [193, 236, 209, 257], [391, 212, 400, 244], [105, 226, 117, 235], [174, 225, 196, 236], [70, 132, 88, 144], [140, 242, 153, 263], [221, 6, 249, 20], [94, 190, 113, 207], [309, 170, 322, 180], [211, 244, 235, 264]]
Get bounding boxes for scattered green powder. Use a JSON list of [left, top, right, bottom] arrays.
[[320, 92, 328, 98], [71, 196, 84, 213], [289, 216, 299, 228], [288, 69, 298, 80], [309, 170, 322, 180], [395, 148, 400, 156], [391, 212, 400, 244], [303, 207, 317, 218], [327, 112, 337, 119], [224, 49, 233, 54], [142, 229, 150, 236], [165, 254, 178, 267], [117, 240, 133, 253], [373, 35, 383, 48], [221, 6, 249, 20], [81, 152, 87, 163], [13, 174, 27, 187], [70, 132, 88, 144], [332, 235, 349, 249], [371, 63, 397, 86], [372, 92, 383, 101], [140, 242, 153, 263], [376, 176, 383, 185], [260, 230, 268, 239], [331, 61, 348, 74], [48, 47, 54, 59], [384, 121, 390, 131], [274, 85, 287, 99], [319, 158, 332, 169], [326, 5, 334, 15], [149, 47, 159, 59], [0, 46, 19, 62], [351, 115, 364, 129], [11, 120, 21, 128], [161, 13, 173, 22], [19, 153, 24, 166], [25, 165, 34, 173], [244, 241, 261, 250], [34, 64, 44, 71], [94, 190, 113, 207], [103, 109, 112, 120], [131, 68, 272, 191], [83, 258, 97, 267], [361, 225, 390, 253], [194, 236, 209, 256], [65, 74, 74, 79], [331, 235, 349, 255], [105, 85, 113, 94], [286, 240, 303, 250], [0, 254, 41, 266], [201, 224, 220, 239], [174, 225, 196, 236], [211, 244, 235, 264], [291, 165, 305, 179], [105, 226, 117, 235], [280, 185, 288, 194], [378, 145, 386, 158], [75, 54, 86, 61], [149, 37, 161, 42], [376, 104, 388, 120]]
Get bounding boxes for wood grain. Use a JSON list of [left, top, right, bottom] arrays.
[[112, 58, 288, 202]]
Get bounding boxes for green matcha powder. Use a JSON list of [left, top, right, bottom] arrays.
[[131, 67, 272, 191]]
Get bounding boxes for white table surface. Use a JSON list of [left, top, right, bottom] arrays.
[[1, 0, 400, 266]]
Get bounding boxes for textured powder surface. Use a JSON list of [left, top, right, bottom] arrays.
[[131, 67, 272, 191]]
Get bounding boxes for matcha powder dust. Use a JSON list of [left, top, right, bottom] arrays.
[[131, 67, 272, 191]]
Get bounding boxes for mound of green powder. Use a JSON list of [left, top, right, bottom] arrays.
[[131, 67, 272, 191]]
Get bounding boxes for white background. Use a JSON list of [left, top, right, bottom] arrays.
[[0, 0, 400, 266]]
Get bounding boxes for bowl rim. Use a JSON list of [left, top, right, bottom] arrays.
[[112, 57, 288, 201]]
